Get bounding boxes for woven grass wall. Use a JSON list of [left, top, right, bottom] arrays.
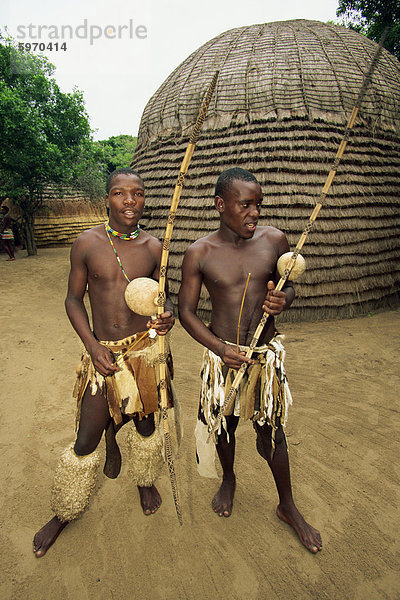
[[132, 19, 400, 322], [34, 187, 106, 247]]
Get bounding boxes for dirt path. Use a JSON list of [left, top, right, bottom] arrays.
[[0, 247, 399, 600]]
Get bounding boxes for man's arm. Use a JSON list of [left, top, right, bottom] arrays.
[[178, 244, 254, 369], [65, 236, 118, 376], [263, 230, 295, 316]]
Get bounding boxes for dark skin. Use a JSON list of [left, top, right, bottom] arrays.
[[33, 174, 174, 558], [178, 178, 322, 554], [0, 207, 16, 260]]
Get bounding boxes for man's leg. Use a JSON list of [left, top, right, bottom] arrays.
[[254, 421, 322, 553], [104, 420, 123, 479], [212, 415, 239, 517], [33, 387, 110, 558], [127, 413, 163, 515]]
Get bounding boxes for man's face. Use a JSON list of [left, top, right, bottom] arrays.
[[106, 174, 145, 229], [216, 179, 263, 239]]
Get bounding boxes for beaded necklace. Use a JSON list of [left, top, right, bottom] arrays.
[[105, 220, 140, 240], [104, 222, 138, 283]]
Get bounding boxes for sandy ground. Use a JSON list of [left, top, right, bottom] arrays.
[[0, 246, 399, 600]]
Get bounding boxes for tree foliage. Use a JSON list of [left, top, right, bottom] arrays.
[[96, 135, 137, 174], [336, 0, 400, 60], [72, 142, 107, 201], [0, 33, 97, 254]]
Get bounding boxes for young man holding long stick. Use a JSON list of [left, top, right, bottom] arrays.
[[33, 168, 175, 558], [178, 167, 322, 553]]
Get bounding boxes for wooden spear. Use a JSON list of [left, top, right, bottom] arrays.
[[157, 71, 219, 524]]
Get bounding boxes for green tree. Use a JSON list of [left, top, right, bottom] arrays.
[[0, 34, 96, 254], [73, 141, 107, 201], [336, 0, 400, 60], [96, 135, 137, 174]]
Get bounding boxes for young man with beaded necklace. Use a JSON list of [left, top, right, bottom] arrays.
[[178, 168, 322, 554], [33, 168, 175, 558]]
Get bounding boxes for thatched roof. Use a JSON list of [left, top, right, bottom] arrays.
[[34, 187, 106, 247], [132, 19, 400, 321]]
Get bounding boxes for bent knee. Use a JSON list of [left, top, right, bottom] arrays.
[[273, 426, 286, 446], [255, 422, 286, 447], [135, 415, 155, 438]]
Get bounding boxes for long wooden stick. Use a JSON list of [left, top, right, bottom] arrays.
[[157, 71, 219, 525], [208, 30, 388, 439]]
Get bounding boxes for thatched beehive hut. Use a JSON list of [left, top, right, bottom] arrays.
[[132, 19, 400, 321], [34, 187, 106, 247], [3, 188, 106, 248]]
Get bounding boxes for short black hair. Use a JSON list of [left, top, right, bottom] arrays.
[[106, 168, 144, 194], [215, 168, 259, 197]]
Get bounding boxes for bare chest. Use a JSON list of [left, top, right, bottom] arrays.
[[202, 243, 278, 292], [86, 239, 156, 284]]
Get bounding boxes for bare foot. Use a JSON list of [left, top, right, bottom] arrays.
[[276, 503, 322, 553], [33, 516, 68, 558], [138, 485, 162, 515], [103, 422, 121, 479], [212, 474, 236, 517]]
